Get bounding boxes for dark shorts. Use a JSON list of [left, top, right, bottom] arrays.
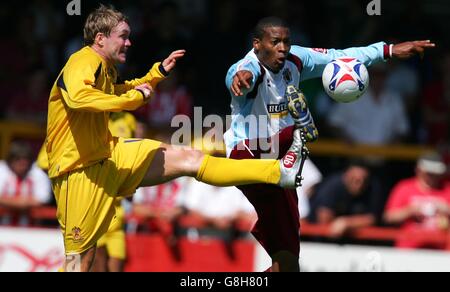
[[229, 126, 300, 256]]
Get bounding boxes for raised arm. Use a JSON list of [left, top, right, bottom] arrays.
[[61, 57, 148, 112], [226, 57, 262, 97], [292, 40, 435, 81], [114, 50, 186, 95]]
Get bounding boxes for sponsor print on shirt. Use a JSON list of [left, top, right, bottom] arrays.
[[267, 103, 289, 118]]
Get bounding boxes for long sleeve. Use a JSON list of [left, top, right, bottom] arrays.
[[60, 58, 146, 112], [225, 56, 262, 99], [114, 62, 167, 95], [290, 42, 387, 81]]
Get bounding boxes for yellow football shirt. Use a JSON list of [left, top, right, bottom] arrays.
[[46, 46, 166, 178], [108, 112, 137, 139]]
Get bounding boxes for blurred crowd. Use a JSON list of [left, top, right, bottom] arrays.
[[1, 0, 450, 258], [1, 139, 449, 252], [1, 0, 449, 132]]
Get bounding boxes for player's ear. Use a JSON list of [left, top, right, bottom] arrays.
[[253, 38, 260, 51], [95, 32, 105, 47]]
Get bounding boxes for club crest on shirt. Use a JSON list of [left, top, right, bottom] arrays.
[[72, 227, 84, 243], [283, 68, 292, 84]]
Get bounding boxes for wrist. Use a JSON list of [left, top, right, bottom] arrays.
[[383, 43, 394, 59], [158, 63, 169, 76], [136, 88, 150, 101]]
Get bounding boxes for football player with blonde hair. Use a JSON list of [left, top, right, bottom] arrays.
[[46, 5, 307, 272]]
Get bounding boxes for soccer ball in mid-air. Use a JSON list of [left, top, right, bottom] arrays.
[[321, 57, 369, 103]]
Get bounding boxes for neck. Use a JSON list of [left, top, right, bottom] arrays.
[[260, 61, 280, 73], [418, 178, 441, 191], [254, 51, 281, 73], [90, 45, 111, 65]]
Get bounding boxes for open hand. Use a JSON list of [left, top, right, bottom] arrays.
[[392, 40, 435, 59], [162, 49, 186, 73]]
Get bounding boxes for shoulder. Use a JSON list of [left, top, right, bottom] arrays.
[[317, 173, 345, 194], [444, 182, 450, 193], [0, 162, 13, 185], [290, 46, 332, 63], [328, 173, 345, 187], [28, 163, 48, 179], [235, 50, 260, 70], [290, 45, 324, 57], [391, 178, 417, 194], [0, 161, 11, 175], [66, 46, 103, 73]]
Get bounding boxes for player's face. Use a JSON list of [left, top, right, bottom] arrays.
[[254, 26, 291, 72], [102, 21, 131, 64]]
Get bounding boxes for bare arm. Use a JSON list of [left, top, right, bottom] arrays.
[[316, 207, 336, 224], [0, 197, 41, 211], [384, 205, 419, 225], [330, 214, 376, 237]]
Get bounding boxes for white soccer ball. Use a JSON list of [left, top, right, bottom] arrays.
[[322, 57, 369, 103]]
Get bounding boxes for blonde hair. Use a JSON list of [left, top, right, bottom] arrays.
[[83, 4, 129, 46]]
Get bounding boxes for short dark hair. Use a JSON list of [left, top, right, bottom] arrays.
[[346, 158, 370, 170], [253, 17, 288, 39]]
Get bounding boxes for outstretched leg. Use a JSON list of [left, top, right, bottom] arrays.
[[140, 137, 306, 189]]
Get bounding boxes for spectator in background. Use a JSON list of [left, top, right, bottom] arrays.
[[383, 42, 421, 142], [182, 179, 257, 232], [135, 70, 193, 130], [442, 143, 450, 181], [326, 63, 411, 199], [182, 125, 257, 232], [384, 152, 450, 249], [0, 141, 51, 226], [309, 160, 383, 238], [327, 63, 410, 145], [422, 51, 450, 145], [131, 177, 188, 234]]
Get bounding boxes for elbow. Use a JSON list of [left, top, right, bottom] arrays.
[[63, 99, 84, 111]]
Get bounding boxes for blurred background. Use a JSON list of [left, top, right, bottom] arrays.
[[1, 0, 450, 271]]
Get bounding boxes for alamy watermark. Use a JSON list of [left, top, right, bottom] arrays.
[[171, 107, 281, 159], [67, 0, 81, 16], [367, 0, 381, 16], [65, 254, 81, 272], [68, 0, 380, 17]]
